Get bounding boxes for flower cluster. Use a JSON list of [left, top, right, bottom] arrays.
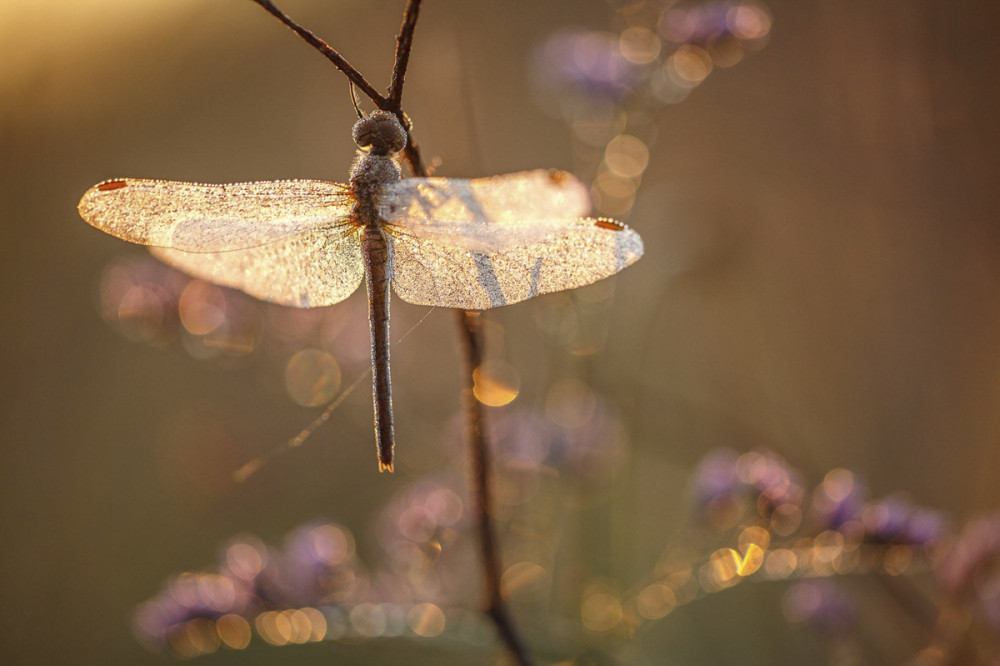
[[692, 448, 948, 552], [133, 523, 363, 656], [132, 512, 499, 659], [936, 516, 1000, 634], [531, 1, 772, 220]]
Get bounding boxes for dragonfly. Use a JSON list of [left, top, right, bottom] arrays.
[[78, 111, 644, 472]]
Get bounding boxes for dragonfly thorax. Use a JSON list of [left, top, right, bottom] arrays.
[[350, 113, 405, 202], [350, 152, 400, 195], [350, 113, 404, 228]]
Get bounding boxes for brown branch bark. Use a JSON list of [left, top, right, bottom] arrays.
[[453, 310, 536, 665], [388, 0, 422, 107], [250, 1, 534, 663]]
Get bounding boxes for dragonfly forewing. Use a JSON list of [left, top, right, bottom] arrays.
[[377, 169, 592, 253], [79, 178, 354, 252]]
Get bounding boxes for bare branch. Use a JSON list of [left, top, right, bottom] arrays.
[[400, 129, 428, 178], [388, 0, 422, 106], [249, 0, 386, 106]]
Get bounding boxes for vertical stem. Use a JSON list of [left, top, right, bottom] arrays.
[[455, 310, 535, 666], [388, 0, 422, 106]]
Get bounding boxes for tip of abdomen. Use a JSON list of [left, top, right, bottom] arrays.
[[377, 434, 395, 473]]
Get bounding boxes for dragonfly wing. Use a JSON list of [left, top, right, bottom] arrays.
[[388, 217, 643, 310], [151, 228, 364, 308], [79, 178, 354, 251], [378, 169, 592, 253], [382, 169, 642, 309]]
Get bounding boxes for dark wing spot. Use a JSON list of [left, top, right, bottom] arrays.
[[546, 169, 569, 186], [594, 218, 625, 231], [97, 180, 128, 192]]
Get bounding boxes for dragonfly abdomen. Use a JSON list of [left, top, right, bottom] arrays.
[[360, 223, 395, 472]]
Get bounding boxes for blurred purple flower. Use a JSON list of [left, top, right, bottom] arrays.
[[692, 448, 741, 504], [99, 254, 184, 345], [860, 495, 910, 541], [691, 448, 802, 512], [373, 476, 476, 605], [978, 574, 1000, 633], [862, 496, 947, 546], [487, 407, 556, 467], [660, 1, 771, 47], [738, 450, 803, 509], [551, 401, 628, 483], [483, 404, 628, 484], [133, 521, 362, 650], [782, 581, 855, 634], [256, 522, 360, 607], [936, 515, 1000, 594], [810, 471, 866, 531], [661, 2, 730, 45], [533, 29, 644, 101], [133, 571, 256, 649], [902, 508, 948, 546]]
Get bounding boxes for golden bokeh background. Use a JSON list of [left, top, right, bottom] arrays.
[[2, 0, 999, 664]]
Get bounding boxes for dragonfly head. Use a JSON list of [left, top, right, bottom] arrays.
[[353, 111, 407, 156]]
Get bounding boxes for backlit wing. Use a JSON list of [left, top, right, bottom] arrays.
[[377, 170, 591, 253], [79, 178, 354, 251], [382, 171, 643, 310], [79, 178, 364, 307], [151, 230, 363, 308]]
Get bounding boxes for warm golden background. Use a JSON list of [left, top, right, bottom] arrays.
[[2, 0, 999, 664]]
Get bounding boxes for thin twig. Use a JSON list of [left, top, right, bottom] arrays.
[[250, 1, 534, 663], [400, 132, 428, 178], [388, 0, 422, 107], [384, 0, 426, 176], [454, 310, 536, 666], [249, 0, 385, 105]]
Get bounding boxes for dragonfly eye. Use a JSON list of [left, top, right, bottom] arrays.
[[352, 111, 407, 156]]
